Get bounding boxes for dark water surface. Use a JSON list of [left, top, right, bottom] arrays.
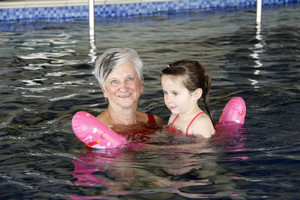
[[0, 4, 300, 199]]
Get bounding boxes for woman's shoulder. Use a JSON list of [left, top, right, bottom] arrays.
[[137, 111, 165, 126], [96, 110, 110, 125], [136, 111, 149, 123], [152, 114, 165, 126]]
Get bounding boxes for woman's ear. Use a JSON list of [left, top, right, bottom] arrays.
[[100, 84, 107, 98], [193, 88, 203, 100]]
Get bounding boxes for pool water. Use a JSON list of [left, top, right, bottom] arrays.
[[1, 4, 300, 199]]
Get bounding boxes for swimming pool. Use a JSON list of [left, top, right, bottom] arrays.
[[0, 3, 300, 199]]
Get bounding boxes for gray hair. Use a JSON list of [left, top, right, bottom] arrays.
[[93, 47, 143, 88]]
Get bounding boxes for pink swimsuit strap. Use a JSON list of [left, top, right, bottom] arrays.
[[170, 114, 179, 125], [186, 112, 205, 135], [170, 112, 205, 136]]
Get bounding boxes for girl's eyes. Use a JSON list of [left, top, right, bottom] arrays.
[[163, 91, 179, 96]]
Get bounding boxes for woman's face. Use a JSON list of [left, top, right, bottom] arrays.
[[102, 61, 144, 109]]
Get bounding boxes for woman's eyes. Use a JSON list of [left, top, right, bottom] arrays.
[[110, 80, 118, 85], [110, 77, 135, 85]]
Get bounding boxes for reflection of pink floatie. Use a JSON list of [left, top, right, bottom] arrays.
[[72, 111, 128, 149], [72, 97, 246, 149], [219, 97, 246, 124]]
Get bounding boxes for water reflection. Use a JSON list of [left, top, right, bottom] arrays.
[[71, 146, 215, 198], [88, 33, 97, 64], [70, 123, 247, 199], [249, 22, 265, 88], [213, 122, 247, 152]]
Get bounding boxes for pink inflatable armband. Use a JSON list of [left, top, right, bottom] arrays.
[[219, 97, 246, 124], [72, 97, 246, 149], [72, 111, 128, 149]]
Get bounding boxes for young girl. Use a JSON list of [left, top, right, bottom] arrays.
[[160, 60, 215, 138]]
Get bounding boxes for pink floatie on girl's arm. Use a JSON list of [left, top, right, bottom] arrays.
[[218, 97, 246, 124], [72, 111, 128, 149]]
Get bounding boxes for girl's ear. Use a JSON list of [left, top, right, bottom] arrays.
[[100, 84, 107, 98], [193, 88, 203, 100]]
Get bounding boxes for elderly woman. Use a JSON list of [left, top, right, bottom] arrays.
[[93, 47, 164, 141]]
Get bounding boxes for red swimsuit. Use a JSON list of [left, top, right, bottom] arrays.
[[116, 113, 158, 143], [146, 113, 157, 126], [168, 112, 205, 136]]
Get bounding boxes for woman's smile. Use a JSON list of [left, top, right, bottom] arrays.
[[118, 93, 132, 98]]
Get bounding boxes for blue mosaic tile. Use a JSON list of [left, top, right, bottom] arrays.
[[0, 0, 299, 21]]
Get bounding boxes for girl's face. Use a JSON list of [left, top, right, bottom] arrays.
[[102, 61, 144, 109], [161, 75, 197, 115]]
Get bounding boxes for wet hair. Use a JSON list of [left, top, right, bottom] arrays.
[[93, 47, 143, 88], [160, 60, 215, 125]]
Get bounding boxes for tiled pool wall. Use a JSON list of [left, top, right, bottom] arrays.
[[0, 0, 299, 21]]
